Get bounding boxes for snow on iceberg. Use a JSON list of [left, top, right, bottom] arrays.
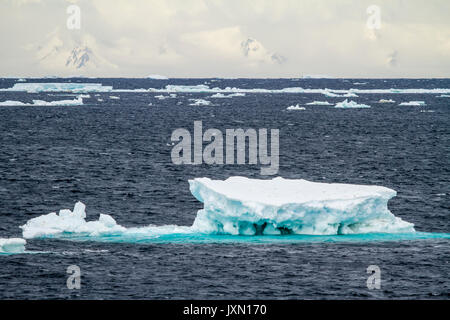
[[286, 104, 305, 110], [0, 83, 112, 93], [0, 238, 26, 254], [399, 101, 426, 106], [334, 99, 371, 109], [189, 177, 415, 235], [0, 96, 84, 106]]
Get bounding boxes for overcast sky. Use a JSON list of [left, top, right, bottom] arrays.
[[1, 0, 449, 78]]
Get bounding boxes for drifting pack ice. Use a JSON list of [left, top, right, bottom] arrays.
[[20, 177, 415, 240]]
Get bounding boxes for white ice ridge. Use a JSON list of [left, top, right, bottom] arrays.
[[189, 177, 415, 235], [0, 96, 84, 106], [334, 99, 371, 109], [0, 238, 26, 253], [20, 201, 191, 239]]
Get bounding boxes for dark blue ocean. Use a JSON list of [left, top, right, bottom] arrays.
[[0, 78, 448, 299]]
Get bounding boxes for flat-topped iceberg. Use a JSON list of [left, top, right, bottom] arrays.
[[0, 83, 112, 93], [0, 238, 26, 254], [0, 96, 84, 106], [20, 177, 420, 241], [189, 177, 415, 235], [399, 101, 426, 106]]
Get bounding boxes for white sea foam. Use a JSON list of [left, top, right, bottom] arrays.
[[399, 101, 426, 106], [334, 99, 371, 109], [0, 238, 26, 254], [21, 177, 416, 240], [286, 104, 305, 110]]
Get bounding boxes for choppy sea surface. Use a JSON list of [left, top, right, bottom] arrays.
[[0, 78, 449, 299]]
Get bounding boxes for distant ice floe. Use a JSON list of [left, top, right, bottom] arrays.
[[0, 83, 113, 93], [109, 96, 120, 100], [155, 94, 177, 100], [21, 177, 419, 241], [0, 238, 26, 254], [147, 74, 169, 80], [334, 99, 371, 109], [399, 101, 426, 106], [437, 94, 450, 97], [0, 96, 84, 106], [1, 83, 450, 96], [306, 101, 332, 105], [378, 99, 395, 103], [189, 99, 212, 106], [286, 104, 306, 110], [209, 93, 246, 98]]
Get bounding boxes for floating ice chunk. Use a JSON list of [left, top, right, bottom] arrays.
[[335, 99, 371, 109], [286, 104, 305, 110], [0, 96, 84, 106], [0, 238, 26, 254], [399, 101, 426, 106], [20, 201, 127, 239], [189, 177, 415, 236], [306, 101, 332, 105], [109, 96, 120, 100], [147, 74, 169, 80], [189, 99, 212, 106], [378, 99, 395, 103], [437, 94, 450, 97]]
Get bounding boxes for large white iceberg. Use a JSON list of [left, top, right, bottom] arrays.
[[0, 238, 26, 254], [21, 178, 418, 240], [189, 177, 415, 235]]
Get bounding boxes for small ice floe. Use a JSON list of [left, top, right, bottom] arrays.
[[97, 98, 104, 102], [334, 99, 371, 109], [306, 101, 332, 105], [188, 99, 212, 106], [419, 110, 435, 113], [399, 101, 426, 106], [286, 104, 306, 110], [155, 94, 176, 100], [148, 103, 153, 106], [437, 94, 450, 98], [0, 238, 26, 254], [209, 93, 246, 98], [109, 96, 120, 100], [323, 91, 358, 98], [378, 99, 395, 103]]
